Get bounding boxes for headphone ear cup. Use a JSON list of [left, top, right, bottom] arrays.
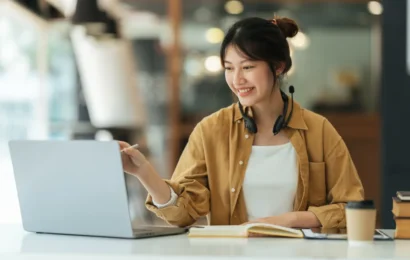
[[273, 115, 284, 135], [244, 117, 258, 134], [238, 102, 258, 134]]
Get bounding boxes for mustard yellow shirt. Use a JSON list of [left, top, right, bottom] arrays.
[[146, 101, 364, 229]]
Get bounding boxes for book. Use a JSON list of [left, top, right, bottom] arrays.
[[188, 223, 304, 238], [395, 228, 410, 239], [395, 218, 410, 239], [392, 197, 410, 217], [397, 191, 410, 201]]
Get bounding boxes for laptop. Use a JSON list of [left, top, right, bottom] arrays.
[[8, 140, 188, 239]]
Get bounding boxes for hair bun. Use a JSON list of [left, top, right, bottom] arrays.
[[275, 17, 299, 38]]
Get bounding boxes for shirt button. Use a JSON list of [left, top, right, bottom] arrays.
[[231, 188, 236, 193], [239, 160, 244, 165], [245, 134, 249, 139], [237, 120, 240, 124]]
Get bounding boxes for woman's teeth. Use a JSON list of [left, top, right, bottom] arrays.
[[238, 88, 253, 93]]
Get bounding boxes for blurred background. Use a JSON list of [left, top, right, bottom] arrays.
[[0, 0, 408, 229]]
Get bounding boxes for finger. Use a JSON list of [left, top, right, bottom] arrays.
[[123, 146, 146, 161], [117, 141, 130, 151], [120, 153, 130, 167]]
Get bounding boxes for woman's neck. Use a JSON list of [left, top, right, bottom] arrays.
[[251, 89, 285, 131]]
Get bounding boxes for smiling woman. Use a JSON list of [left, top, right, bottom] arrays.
[[119, 16, 365, 230]]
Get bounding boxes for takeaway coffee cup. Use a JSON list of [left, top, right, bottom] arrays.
[[346, 200, 376, 244]]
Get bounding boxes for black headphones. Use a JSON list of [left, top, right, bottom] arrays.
[[238, 85, 295, 135]]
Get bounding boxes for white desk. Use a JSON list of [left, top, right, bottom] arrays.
[[0, 224, 409, 260]]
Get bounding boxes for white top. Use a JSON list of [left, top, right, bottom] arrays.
[[0, 224, 406, 260], [243, 143, 298, 221]]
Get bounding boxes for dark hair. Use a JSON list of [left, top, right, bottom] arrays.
[[220, 17, 299, 83]]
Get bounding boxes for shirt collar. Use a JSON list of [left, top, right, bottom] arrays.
[[233, 98, 308, 131]]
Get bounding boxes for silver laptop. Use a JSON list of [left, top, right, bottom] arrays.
[[8, 140, 188, 239]]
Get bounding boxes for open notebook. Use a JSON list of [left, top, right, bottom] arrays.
[[188, 223, 304, 238]]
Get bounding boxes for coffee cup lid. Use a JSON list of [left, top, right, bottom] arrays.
[[346, 200, 375, 209]]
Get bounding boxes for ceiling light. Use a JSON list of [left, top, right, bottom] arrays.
[[367, 1, 383, 15], [204, 56, 222, 73], [205, 28, 224, 44], [225, 1, 244, 15]]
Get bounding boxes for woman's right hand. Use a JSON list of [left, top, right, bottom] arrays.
[[118, 141, 149, 176], [118, 141, 171, 204], [118, 141, 172, 205]]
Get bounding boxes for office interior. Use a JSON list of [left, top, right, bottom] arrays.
[[0, 0, 408, 229]]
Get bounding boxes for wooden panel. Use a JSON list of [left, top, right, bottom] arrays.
[[324, 113, 381, 227], [168, 0, 182, 176]]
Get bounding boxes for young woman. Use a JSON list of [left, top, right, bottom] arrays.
[[119, 17, 364, 229]]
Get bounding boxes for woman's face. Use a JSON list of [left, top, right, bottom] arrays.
[[224, 45, 275, 107]]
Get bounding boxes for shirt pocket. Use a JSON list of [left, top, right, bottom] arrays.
[[308, 162, 326, 206]]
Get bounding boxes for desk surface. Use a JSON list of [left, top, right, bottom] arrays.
[[1, 224, 409, 260]]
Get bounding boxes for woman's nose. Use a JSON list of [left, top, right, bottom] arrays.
[[233, 73, 246, 85]]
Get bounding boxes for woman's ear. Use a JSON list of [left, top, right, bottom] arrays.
[[275, 63, 286, 76]]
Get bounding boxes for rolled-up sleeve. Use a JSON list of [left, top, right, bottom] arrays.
[[145, 123, 210, 227], [308, 120, 364, 229]]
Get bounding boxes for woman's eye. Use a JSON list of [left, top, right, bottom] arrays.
[[225, 67, 233, 71], [243, 66, 254, 70]]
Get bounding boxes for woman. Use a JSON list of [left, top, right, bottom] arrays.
[[119, 17, 364, 229]]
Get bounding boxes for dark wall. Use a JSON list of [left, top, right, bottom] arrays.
[[14, 0, 62, 19], [381, 0, 410, 228]]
